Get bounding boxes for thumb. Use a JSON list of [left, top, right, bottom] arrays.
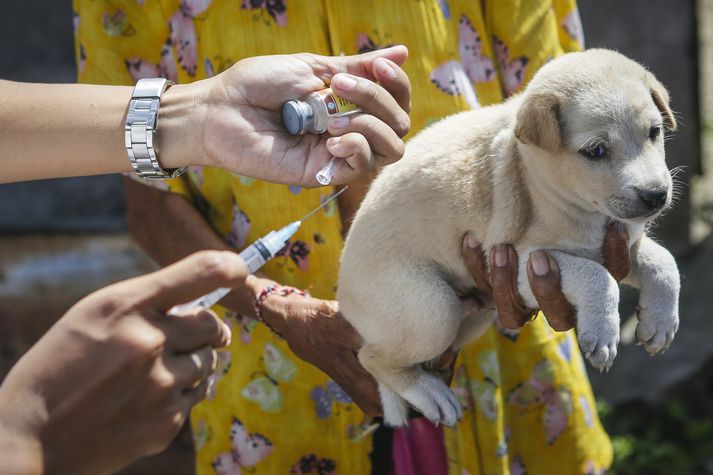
[[127, 250, 249, 311]]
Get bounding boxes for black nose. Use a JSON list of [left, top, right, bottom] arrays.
[[636, 188, 668, 210]]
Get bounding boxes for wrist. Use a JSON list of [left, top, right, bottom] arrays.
[[156, 81, 209, 170]]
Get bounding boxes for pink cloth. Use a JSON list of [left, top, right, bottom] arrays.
[[391, 417, 448, 475]]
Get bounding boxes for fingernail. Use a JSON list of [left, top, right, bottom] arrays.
[[329, 116, 350, 129], [326, 136, 342, 147], [465, 232, 478, 249], [494, 245, 508, 268], [332, 74, 357, 91], [530, 250, 550, 276], [375, 58, 396, 80]]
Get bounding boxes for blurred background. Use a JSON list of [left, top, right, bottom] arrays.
[[1, 1, 712, 473]]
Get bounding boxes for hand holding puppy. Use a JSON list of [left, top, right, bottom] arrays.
[[461, 221, 631, 331]]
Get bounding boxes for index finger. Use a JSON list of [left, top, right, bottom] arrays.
[[489, 245, 534, 329], [372, 57, 412, 114], [129, 250, 249, 311], [527, 251, 576, 332], [325, 45, 409, 81]]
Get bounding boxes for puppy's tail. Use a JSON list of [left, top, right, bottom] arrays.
[[379, 383, 409, 427]]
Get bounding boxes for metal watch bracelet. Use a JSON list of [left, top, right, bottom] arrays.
[[125, 78, 186, 180]]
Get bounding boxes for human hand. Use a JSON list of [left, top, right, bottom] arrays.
[[244, 276, 382, 417], [171, 46, 411, 186], [461, 221, 630, 331], [0, 251, 246, 475]]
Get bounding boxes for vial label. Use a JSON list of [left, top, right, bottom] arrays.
[[316, 88, 359, 116]]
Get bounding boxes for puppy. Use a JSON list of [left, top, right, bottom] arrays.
[[337, 49, 681, 427]]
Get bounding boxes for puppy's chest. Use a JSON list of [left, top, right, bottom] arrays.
[[516, 218, 608, 263]]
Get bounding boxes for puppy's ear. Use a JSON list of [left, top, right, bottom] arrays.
[[646, 73, 677, 131], [514, 92, 561, 154]]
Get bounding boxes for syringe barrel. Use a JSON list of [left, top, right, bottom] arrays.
[[239, 237, 273, 274]]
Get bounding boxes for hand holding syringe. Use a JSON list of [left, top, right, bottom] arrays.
[[170, 187, 347, 314]]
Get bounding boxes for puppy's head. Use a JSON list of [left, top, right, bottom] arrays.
[[514, 49, 677, 223]]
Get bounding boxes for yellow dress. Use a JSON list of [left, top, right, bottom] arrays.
[[74, 1, 612, 473]]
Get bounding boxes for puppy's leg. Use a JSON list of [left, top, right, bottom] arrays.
[[521, 250, 620, 371], [621, 235, 680, 354], [452, 308, 497, 350], [359, 345, 462, 427], [350, 272, 464, 427]]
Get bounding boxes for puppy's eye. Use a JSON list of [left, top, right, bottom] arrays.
[[649, 125, 661, 141], [580, 144, 607, 160]]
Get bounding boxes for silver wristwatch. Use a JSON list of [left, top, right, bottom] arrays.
[[125, 78, 186, 180]]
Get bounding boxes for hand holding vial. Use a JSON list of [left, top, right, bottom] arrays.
[[193, 46, 411, 187]]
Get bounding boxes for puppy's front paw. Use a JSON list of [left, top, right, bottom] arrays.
[[577, 312, 620, 372], [401, 372, 462, 427], [635, 305, 678, 355]]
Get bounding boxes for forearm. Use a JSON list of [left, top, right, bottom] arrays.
[[0, 80, 204, 184], [0, 383, 44, 475], [124, 177, 257, 314]]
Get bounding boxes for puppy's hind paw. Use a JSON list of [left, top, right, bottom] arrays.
[[379, 384, 409, 428], [401, 372, 462, 427]]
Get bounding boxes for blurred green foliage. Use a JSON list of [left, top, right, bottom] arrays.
[[597, 370, 713, 475]]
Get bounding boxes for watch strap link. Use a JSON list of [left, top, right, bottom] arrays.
[[125, 78, 186, 180]]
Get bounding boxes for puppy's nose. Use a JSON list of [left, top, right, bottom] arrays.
[[636, 187, 668, 210]]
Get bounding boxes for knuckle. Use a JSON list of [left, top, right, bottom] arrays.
[[152, 368, 178, 393], [123, 324, 167, 357], [196, 311, 224, 342], [193, 251, 232, 283], [361, 80, 381, 103]]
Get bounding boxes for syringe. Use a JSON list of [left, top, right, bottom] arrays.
[[169, 186, 347, 314]]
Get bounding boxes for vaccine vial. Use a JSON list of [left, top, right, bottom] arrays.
[[282, 87, 361, 135]]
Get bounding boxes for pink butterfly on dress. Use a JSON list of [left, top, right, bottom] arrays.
[[212, 417, 273, 474], [492, 35, 529, 96], [583, 460, 606, 475], [290, 454, 337, 475], [356, 32, 394, 54], [276, 239, 309, 272], [561, 9, 585, 48], [241, 0, 287, 27], [168, 0, 213, 76], [124, 39, 178, 82], [73, 11, 80, 34], [507, 359, 573, 444], [206, 350, 232, 399], [227, 201, 251, 249], [430, 15, 495, 108], [78, 44, 86, 73], [509, 454, 527, 475], [436, 0, 450, 20]]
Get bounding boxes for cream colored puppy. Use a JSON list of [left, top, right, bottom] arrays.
[[337, 49, 680, 427]]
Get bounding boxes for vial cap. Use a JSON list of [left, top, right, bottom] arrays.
[[281, 100, 314, 135]]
